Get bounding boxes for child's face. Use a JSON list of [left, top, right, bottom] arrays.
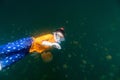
[[56, 32, 64, 38], [56, 32, 65, 42]]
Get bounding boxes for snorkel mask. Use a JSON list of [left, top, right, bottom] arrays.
[[55, 32, 65, 43], [54, 27, 65, 43]]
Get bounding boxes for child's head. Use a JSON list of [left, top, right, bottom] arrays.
[[54, 27, 65, 43]]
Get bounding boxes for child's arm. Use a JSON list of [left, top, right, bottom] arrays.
[[42, 41, 61, 49]]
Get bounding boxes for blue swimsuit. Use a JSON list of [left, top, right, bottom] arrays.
[[0, 37, 33, 70]]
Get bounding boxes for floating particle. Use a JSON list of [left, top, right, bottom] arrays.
[[79, 36, 83, 39], [72, 41, 79, 45], [100, 46, 104, 49], [78, 44, 82, 49], [73, 52, 77, 56], [116, 53, 120, 57], [52, 68, 56, 72], [83, 17, 87, 20], [109, 72, 114, 77], [33, 53, 40, 59], [100, 75, 106, 80], [11, 24, 15, 26], [93, 43, 97, 47], [43, 74, 47, 78], [111, 27, 116, 31], [41, 74, 48, 80], [65, 20, 69, 24], [63, 64, 68, 69], [81, 22, 85, 25], [82, 59, 87, 64], [65, 74, 68, 78], [41, 52, 53, 62], [80, 64, 85, 68], [10, 36, 15, 39], [56, 66, 60, 70], [90, 64, 95, 68], [5, 72, 9, 76], [68, 54, 72, 58], [111, 64, 116, 68], [28, 60, 32, 63], [95, 47, 98, 51], [89, 64, 95, 71], [106, 54, 112, 60], [22, 77, 28, 80], [104, 48, 108, 51], [80, 54, 84, 58], [83, 32, 87, 36], [84, 77, 87, 80]]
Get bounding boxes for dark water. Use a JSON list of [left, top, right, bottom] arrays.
[[0, 0, 120, 80]]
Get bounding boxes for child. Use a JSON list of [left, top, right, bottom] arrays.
[[0, 27, 65, 70]]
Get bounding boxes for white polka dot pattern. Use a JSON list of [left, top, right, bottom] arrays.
[[0, 37, 33, 55], [0, 37, 33, 70]]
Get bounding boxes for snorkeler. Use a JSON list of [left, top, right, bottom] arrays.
[[0, 27, 65, 70]]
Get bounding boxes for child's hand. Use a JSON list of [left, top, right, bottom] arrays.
[[52, 43, 61, 49]]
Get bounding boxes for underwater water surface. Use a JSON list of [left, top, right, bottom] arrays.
[[0, 0, 120, 80]]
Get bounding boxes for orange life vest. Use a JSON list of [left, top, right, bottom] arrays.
[[29, 34, 56, 53]]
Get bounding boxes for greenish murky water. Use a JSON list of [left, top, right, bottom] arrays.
[[0, 0, 120, 80]]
